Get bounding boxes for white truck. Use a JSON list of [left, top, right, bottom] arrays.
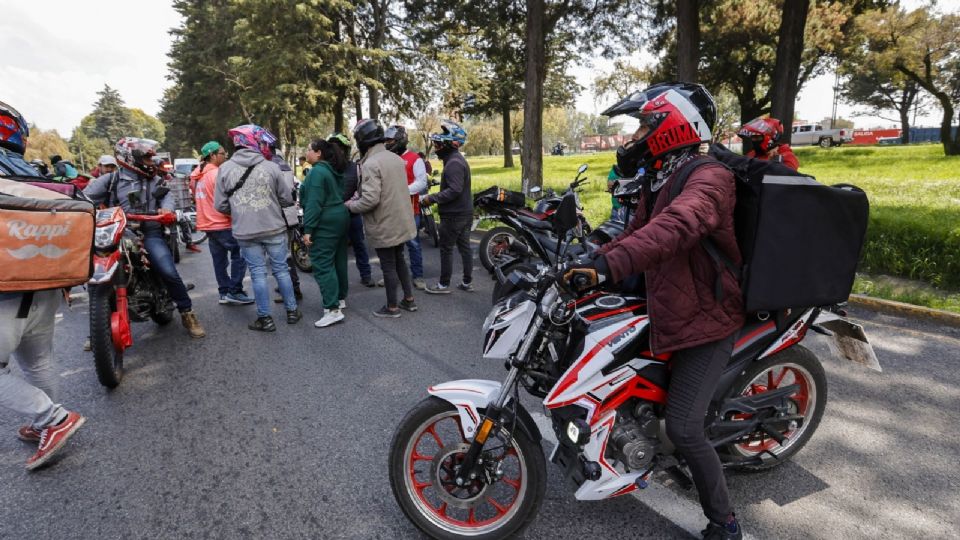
[[791, 123, 854, 148]]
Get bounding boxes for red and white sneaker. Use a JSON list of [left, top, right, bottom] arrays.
[[17, 425, 42, 443], [25, 411, 86, 471]]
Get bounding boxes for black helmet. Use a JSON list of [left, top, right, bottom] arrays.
[[602, 82, 716, 177], [352, 118, 384, 156], [384, 125, 408, 155]]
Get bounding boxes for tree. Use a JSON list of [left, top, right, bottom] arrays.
[[769, 0, 810, 144], [91, 84, 133, 144], [855, 6, 960, 154], [840, 48, 927, 143], [675, 0, 700, 82], [593, 60, 652, 104], [23, 126, 72, 166], [129, 109, 166, 146], [521, 0, 546, 193]]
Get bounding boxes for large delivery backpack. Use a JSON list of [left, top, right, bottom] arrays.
[[0, 177, 96, 292], [668, 144, 870, 313]]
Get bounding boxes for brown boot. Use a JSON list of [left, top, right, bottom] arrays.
[[180, 310, 206, 338]]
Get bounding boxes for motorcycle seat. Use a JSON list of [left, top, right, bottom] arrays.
[[516, 213, 554, 231]]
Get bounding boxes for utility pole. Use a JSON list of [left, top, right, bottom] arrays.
[[830, 64, 840, 129]]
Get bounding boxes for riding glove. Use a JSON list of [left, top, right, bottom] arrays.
[[564, 254, 610, 291]]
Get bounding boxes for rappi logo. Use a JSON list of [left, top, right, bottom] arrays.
[[7, 220, 71, 241], [647, 122, 701, 156]]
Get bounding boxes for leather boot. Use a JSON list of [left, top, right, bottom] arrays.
[[180, 310, 206, 338]]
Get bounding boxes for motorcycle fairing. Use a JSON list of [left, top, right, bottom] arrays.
[[427, 380, 542, 443], [90, 250, 122, 284]]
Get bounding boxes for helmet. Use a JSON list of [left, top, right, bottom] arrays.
[[0, 100, 29, 154], [384, 125, 408, 155], [737, 117, 782, 155], [352, 119, 384, 155], [228, 124, 276, 159], [98, 155, 118, 166], [29, 159, 48, 176], [602, 82, 716, 177], [429, 119, 467, 150], [327, 132, 352, 153], [114, 137, 160, 177]]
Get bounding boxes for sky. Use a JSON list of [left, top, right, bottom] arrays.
[[1, 0, 958, 138]]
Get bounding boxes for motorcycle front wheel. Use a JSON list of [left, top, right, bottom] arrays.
[[478, 227, 524, 273], [389, 397, 546, 540], [422, 213, 440, 248], [89, 284, 124, 388], [290, 232, 313, 273]]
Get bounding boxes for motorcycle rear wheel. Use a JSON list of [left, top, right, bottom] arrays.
[[478, 227, 524, 273], [290, 232, 313, 273], [423, 213, 440, 248], [89, 284, 124, 388], [389, 397, 546, 540], [722, 345, 827, 470]]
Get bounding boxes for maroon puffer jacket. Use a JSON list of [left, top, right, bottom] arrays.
[[598, 161, 745, 353]]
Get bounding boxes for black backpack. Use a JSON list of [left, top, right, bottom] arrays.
[[667, 144, 869, 313]]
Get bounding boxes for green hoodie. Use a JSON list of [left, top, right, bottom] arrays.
[[300, 160, 346, 237]]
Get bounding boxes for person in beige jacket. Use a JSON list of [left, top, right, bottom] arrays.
[[345, 119, 418, 318]]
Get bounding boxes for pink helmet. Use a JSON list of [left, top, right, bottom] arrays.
[[228, 124, 277, 159]]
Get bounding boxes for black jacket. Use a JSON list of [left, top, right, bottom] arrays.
[[433, 149, 472, 216], [341, 161, 359, 201]]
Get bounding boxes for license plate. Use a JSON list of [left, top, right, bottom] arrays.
[[820, 319, 882, 372]]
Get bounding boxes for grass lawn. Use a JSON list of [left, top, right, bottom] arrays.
[[447, 143, 960, 312]]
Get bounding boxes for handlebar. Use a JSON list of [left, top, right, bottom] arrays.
[[126, 211, 176, 226]]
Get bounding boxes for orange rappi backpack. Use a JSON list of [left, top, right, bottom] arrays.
[[0, 178, 95, 292]]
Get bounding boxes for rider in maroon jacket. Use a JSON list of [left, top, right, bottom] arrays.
[[564, 82, 745, 540]]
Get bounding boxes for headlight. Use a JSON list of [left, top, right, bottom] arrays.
[[566, 419, 591, 446], [95, 223, 121, 248]]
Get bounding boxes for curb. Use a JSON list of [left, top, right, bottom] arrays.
[[848, 294, 960, 328]]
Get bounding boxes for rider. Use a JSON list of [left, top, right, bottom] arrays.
[[384, 125, 428, 290], [421, 120, 473, 294], [1, 100, 87, 470], [737, 117, 799, 171], [329, 132, 374, 287], [83, 137, 207, 339], [564, 83, 745, 540]]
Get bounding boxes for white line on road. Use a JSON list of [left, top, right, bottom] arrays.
[[531, 412, 757, 540]]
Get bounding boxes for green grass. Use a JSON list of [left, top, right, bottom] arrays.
[[854, 274, 960, 314], [453, 144, 960, 294]]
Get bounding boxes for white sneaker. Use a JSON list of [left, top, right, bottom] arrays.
[[314, 309, 344, 328], [339, 299, 347, 309]]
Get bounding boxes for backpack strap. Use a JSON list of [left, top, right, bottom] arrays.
[[665, 155, 741, 301], [225, 166, 256, 198]]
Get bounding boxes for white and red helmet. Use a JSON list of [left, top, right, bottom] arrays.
[[737, 117, 783, 154], [602, 82, 716, 177], [114, 136, 160, 176]]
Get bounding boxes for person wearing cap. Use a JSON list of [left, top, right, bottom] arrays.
[[191, 141, 254, 306], [90, 155, 117, 178]]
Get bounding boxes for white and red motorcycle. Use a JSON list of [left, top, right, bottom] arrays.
[[388, 193, 880, 539]]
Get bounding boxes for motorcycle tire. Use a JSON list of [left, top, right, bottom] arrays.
[[291, 234, 313, 273], [492, 262, 539, 304], [423, 213, 440, 248], [479, 226, 524, 273], [169, 233, 181, 264], [389, 396, 546, 540], [721, 345, 827, 470], [150, 305, 175, 326], [89, 284, 124, 389]]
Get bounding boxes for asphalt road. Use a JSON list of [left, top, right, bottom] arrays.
[[1, 236, 958, 539]]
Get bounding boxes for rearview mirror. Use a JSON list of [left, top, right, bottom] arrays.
[[553, 192, 579, 234], [577, 164, 588, 175]]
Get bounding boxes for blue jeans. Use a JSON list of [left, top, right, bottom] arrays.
[[238, 232, 298, 317], [207, 229, 247, 295], [406, 214, 423, 280], [143, 231, 192, 312], [348, 214, 371, 280]]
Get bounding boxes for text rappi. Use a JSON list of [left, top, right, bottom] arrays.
[[6, 220, 72, 241]]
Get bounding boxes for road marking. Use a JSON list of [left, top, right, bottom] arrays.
[[531, 412, 757, 540]]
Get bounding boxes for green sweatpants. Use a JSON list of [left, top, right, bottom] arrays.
[[309, 208, 350, 310]]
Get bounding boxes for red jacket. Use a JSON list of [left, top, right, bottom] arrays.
[[748, 143, 799, 171], [598, 162, 745, 353]]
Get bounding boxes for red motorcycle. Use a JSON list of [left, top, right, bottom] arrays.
[[88, 207, 177, 388]]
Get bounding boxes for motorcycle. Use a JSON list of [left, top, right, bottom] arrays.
[[88, 207, 178, 388], [420, 180, 441, 248], [388, 191, 881, 539], [289, 206, 313, 273]]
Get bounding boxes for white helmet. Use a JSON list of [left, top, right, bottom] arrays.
[[98, 155, 118, 166]]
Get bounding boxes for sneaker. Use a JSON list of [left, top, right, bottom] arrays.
[[413, 278, 426, 290], [372, 305, 402, 318], [315, 308, 345, 328], [457, 281, 474, 292], [399, 298, 418, 312], [286, 309, 303, 324], [424, 283, 452, 295], [376, 278, 385, 287], [25, 411, 85, 471], [361, 278, 376, 288], [17, 425, 41, 443], [219, 294, 230, 305], [338, 299, 347, 309], [249, 316, 277, 332], [180, 310, 206, 338], [701, 516, 743, 540], [224, 292, 255, 305], [186, 244, 202, 253]]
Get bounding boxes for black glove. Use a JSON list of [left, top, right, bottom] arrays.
[[563, 255, 610, 292]]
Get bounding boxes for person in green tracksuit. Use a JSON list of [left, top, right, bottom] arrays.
[[301, 139, 350, 328]]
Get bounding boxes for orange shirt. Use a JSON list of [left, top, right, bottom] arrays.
[[191, 163, 231, 231]]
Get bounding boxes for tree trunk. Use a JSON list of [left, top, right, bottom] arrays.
[[521, 0, 546, 194], [353, 85, 363, 120], [334, 87, 346, 133], [368, 85, 380, 122], [501, 98, 514, 168], [899, 108, 911, 145], [769, 0, 810, 145], [896, 63, 960, 155], [676, 0, 700, 82]]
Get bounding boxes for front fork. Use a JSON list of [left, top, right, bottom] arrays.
[[454, 313, 544, 484]]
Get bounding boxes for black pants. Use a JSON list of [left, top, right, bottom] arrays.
[[664, 333, 736, 524], [438, 214, 473, 287], [375, 245, 413, 307]]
